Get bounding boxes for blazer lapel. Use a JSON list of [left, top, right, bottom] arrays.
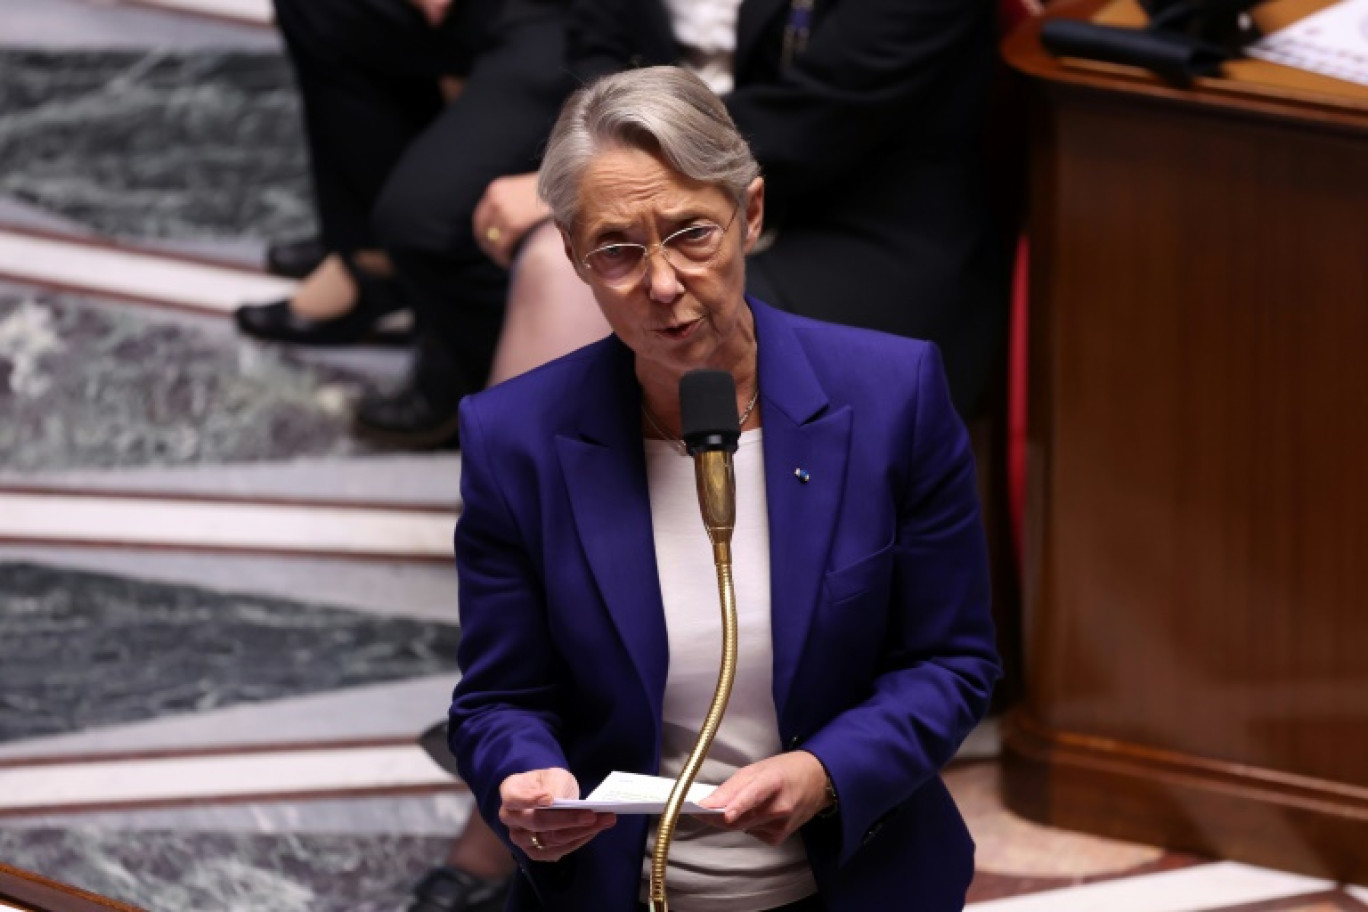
[[751, 300, 852, 725], [555, 341, 669, 718]]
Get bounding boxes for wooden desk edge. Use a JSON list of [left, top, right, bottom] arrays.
[[1001, 0, 1368, 133]]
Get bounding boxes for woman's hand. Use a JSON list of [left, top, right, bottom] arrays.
[[499, 767, 617, 861], [698, 751, 834, 846], [473, 173, 551, 268]]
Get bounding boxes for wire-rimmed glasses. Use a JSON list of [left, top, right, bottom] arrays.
[[579, 203, 741, 287]]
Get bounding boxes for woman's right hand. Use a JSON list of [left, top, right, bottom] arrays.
[[473, 173, 550, 268], [499, 768, 617, 862]]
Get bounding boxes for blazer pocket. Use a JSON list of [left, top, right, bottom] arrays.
[[823, 540, 896, 606]]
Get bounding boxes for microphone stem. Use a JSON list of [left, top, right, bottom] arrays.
[[649, 451, 739, 912]]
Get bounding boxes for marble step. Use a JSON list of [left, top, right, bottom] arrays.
[[0, 488, 455, 559], [0, 227, 294, 315], [115, 0, 272, 28], [0, 0, 276, 49], [0, 742, 459, 816]]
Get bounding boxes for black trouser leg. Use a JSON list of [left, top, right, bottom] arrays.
[[367, 14, 573, 408], [271, 0, 482, 254], [387, 245, 507, 406]]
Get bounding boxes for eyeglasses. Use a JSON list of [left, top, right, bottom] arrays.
[[579, 203, 741, 286]]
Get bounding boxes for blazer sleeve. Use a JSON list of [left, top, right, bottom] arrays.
[[800, 344, 1001, 865], [726, 0, 994, 217], [448, 396, 573, 843]]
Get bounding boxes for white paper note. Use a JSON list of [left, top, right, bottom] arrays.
[[548, 771, 724, 815], [1247, 0, 1368, 87]]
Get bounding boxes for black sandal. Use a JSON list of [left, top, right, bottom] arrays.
[[234, 259, 410, 347]]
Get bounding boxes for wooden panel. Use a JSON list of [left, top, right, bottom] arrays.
[[1002, 0, 1368, 883]]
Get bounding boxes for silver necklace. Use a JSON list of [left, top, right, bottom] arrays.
[[642, 386, 760, 457]]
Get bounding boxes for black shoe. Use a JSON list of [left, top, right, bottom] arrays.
[[234, 276, 410, 347], [408, 866, 511, 912], [352, 382, 462, 450], [265, 237, 326, 279]]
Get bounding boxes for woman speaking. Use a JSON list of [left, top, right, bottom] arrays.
[[448, 67, 1000, 912]]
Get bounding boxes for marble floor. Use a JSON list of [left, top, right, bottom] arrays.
[[0, 1, 1364, 911]]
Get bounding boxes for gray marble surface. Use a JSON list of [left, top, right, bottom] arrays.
[[0, 672, 460, 758], [0, 549, 462, 623], [0, 290, 382, 471], [0, 827, 451, 912], [0, 562, 463, 743], [0, 48, 312, 242], [0, 792, 474, 838]]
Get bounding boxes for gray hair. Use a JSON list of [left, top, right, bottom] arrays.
[[538, 66, 761, 229]]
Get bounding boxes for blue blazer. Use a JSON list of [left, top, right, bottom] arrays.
[[450, 299, 1000, 911]]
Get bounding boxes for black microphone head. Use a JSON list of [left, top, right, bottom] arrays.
[[680, 369, 740, 454]]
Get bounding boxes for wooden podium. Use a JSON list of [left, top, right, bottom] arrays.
[[1001, 0, 1368, 883]]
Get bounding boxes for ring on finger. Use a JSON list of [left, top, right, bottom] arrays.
[[485, 226, 502, 243], [529, 832, 544, 850]]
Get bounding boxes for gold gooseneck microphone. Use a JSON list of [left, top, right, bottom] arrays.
[[648, 369, 743, 912]]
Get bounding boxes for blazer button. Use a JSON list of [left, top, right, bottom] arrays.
[[787, 736, 800, 750]]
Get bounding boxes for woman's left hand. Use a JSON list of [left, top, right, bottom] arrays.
[[697, 750, 833, 845]]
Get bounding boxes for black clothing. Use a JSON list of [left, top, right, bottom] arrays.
[[568, 0, 1011, 416], [274, 0, 573, 398]]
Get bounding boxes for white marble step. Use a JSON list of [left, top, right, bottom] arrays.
[[119, 0, 272, 27], [0, 228, 294, 315], [0, 0, 277, 49], [0, 744, 456, 815], [0, 490, 455, 559]]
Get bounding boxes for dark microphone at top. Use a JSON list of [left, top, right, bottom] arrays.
[[678, 369, 738, 550], [680, 370, 740, 455]]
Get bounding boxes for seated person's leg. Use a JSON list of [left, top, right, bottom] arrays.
[[237, 0, 466, 342], [407, 815, 514, 912], [360, 15, 573, 444], [487, 221, 608, 385], [235, 250, 412, 346]]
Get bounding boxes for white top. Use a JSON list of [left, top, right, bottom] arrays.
[[663, 0, 742, 95], [640, 429, 817, 912]]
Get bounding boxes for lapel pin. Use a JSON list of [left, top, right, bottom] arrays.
[[794, 468, 811, 484]]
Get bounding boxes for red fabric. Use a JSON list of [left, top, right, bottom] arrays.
[[996, 0, 1037, 563], [999, 0, 1041, 35], [1007, 236, 1029, 561]]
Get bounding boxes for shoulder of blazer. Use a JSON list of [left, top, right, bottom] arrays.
[[760, 301, 937, 390], [460, 335, 641, 465], [463, 335, 622, 422]]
